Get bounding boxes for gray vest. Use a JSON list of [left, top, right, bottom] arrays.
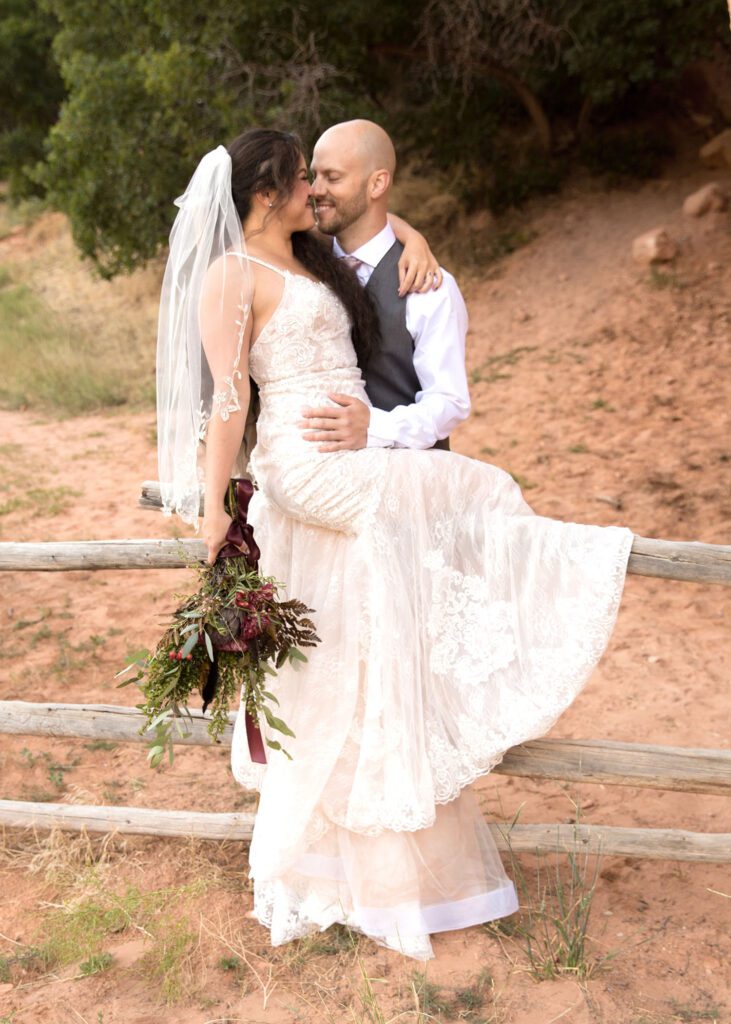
[[364, 240, 450, 452]]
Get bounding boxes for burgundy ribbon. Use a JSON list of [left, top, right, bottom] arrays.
[[215, 477, 266, 764], [217, 478, 261, 565]]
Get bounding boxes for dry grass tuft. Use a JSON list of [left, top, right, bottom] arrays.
[[0, 826, 126, 885], [0, 201, 160, 416]]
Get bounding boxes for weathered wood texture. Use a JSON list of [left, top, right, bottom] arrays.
[[2, 702, 729, 795], [0, 539, 205, 570], [0, 800, 728, 861], [496, 737, 731, 795], [628, 536, 731, 586], [1, 532, 729, 584], [139, 481, 204, 515]]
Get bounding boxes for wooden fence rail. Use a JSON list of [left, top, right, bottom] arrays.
[[1, 535, 730, 584], [0, 799, 726, 861], [1, 701, 729, 796]]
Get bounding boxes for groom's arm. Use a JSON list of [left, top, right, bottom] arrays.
[[307, 218, 441, 294], [301, 272, 470, 451], [367, 273, 470, 448]]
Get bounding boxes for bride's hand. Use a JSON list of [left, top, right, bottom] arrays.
[[388, 213, 443, 295], [202, 507, 233, 565], [397, 238, 442, 296]]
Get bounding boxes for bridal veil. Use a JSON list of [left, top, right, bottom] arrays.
[[156, 145, 253, 526]]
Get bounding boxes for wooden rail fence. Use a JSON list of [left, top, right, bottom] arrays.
[[1, 496, 729, 862]]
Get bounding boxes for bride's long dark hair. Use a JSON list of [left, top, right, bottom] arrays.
[[227, 127, 379, 367]]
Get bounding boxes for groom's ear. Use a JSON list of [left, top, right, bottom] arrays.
[[369, 168, 391, 201]]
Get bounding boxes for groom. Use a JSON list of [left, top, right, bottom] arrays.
[[300, 119, 470, 452]]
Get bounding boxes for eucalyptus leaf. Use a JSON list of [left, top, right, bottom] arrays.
[[181, 632, 198, 658], [204, 630, 214, 661], [147, 709, 172, 731], [262, 705, 295, 737], [116, 673, 142, 688]]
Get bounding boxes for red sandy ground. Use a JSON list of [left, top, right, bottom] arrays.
[[0, 162, 729, 1023]]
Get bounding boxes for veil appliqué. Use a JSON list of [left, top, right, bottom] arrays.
[[156, 145, 253, 526]]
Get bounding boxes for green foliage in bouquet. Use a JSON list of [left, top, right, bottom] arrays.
[[118, 556, 320, 768]]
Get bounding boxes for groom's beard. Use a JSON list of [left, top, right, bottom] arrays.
[[314, 188, 369, 237]]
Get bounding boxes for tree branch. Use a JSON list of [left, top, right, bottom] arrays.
[[368, 42, 553, 152]]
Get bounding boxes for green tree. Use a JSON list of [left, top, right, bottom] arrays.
[[12, 0, 727, 276], [0, 0, 64, 197], [39, 0, 396, 275]]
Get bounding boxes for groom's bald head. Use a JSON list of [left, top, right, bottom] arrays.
[[311, 119, 396, 248], [317, 119, 396, 178]]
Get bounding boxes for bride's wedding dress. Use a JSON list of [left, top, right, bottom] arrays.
[[229, 257, 633, 959]]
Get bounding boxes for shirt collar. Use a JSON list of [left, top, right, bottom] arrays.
[[332, 222, 396, 269]]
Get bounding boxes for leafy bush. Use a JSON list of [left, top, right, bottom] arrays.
[[579, 123, 676, 186]]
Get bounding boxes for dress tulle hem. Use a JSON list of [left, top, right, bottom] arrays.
[[253, 878, 519, 961], [249, 786, 520, 960]]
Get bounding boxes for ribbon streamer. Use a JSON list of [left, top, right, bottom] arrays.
[[207, 477, 267, 764]]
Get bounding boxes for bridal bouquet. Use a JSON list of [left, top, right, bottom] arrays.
[[118, 480, 320, 768]]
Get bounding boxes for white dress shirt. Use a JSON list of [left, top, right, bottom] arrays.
[[333, 223, 471, 449]]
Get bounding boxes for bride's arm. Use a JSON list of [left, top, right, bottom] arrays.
[[388, 213, 443, 295], [199, 258, 254, 564], [202, 404, 248, 563], [306, 217, 442, 294]]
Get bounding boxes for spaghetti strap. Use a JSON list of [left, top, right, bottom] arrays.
[[229, 253, 287, 278]]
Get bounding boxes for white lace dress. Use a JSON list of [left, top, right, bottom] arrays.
[[230, 260, 634, 960]]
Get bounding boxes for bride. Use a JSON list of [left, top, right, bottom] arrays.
[[156, 128, 633, 961]]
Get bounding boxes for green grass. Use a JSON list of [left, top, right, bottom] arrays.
[[670, 1003, 722, 1023], [217, 954, 244, 972], [34, 878, 208, 980], [79, 951, 114, 976], [139, 919, 198, 1004], [0, 485, 80, 519], [0, 273, 133, 414], [648, 265, 684, 291], [470, 345, 537, 386], [0, 196, 46, 240], [488, 819, 617, 982], [84, 739, 119, 752], [509, 471, 537, 491], [410, 967, 494, 1020]]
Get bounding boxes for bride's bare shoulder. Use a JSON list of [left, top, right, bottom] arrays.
[[201, 252, 254, 299]]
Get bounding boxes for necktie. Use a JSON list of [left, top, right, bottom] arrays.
[[340, 254, 364, 274]]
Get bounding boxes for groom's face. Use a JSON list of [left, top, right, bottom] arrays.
[[310, 148, 369, 237]]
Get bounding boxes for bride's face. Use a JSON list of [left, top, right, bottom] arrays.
[[276, 155, 316, 233]]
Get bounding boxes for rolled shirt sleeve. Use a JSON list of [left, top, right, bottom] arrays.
[[366, 271, 471, 448]]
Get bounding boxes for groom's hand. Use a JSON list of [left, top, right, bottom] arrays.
[[299, 394, 370, 451]]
